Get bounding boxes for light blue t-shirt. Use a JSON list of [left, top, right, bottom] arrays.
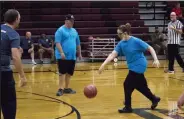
[[114, 36, 149, 74], [55, 25, 80, 60]]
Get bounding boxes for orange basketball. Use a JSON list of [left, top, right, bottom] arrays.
[[84, 84, 97, 98]]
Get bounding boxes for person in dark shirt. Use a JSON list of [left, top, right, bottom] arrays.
[[20, 31, 36, 65], [1, 9, 27, 119], [38, 34, 54, 64]]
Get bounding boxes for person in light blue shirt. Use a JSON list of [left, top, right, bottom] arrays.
[[55, 14, 82, 96], [98, 23, 160, 113]]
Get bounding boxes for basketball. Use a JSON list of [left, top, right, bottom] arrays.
[[84, 85, 97, 98]]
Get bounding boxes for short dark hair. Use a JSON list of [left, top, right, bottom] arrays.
[[4, 9, 19, 24]]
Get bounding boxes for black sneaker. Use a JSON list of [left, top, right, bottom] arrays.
[[40, 60, 43, 64], [151, 96, 161, 110], [118, 107, 133, 113], [56, 89, 64, 96], [64, 88, 76, 94]]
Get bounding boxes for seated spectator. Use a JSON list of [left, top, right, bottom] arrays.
[[38, 34, 54, 64], [20, 31, 36, 65], [172, 2, 183, 23], [149, 27, 167, 55]]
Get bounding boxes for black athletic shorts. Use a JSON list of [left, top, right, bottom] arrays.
[[57, 59, 76, 76]]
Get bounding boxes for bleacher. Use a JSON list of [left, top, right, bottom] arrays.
[[2, 1, 184, 60], [1, 1, 148, 59]]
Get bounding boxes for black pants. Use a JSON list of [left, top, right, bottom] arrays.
[[124, 70, 155, 107], [1, 71, 16, 119], [167, 44, 184, 71]]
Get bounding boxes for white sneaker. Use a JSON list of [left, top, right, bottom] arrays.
[[168, 71, 174, 74], [164, 69, 174, 74], [32, 61, 37, 65]]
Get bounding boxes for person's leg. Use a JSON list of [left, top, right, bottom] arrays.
[[56, 59, 67, 96], [167, 44, 175, 72], [175, 45, 184, 70], [28, 48, 36, 65], [64, 60, 76, 94], [135, 74, 160, 110], [38, 49, 44, 64], [119, 70, 135, 113], [48, 48, 55, 63], [1, 71, 16, 119]]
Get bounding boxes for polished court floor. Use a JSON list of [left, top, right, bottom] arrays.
[[4, 60, 184, 119]]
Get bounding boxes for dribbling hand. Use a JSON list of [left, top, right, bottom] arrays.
[[98, 66, 104, 74], [152, 60, 160, 68]]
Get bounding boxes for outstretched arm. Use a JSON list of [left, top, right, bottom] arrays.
[[147, 46, 160, 68], [98, 51, 118, 74]]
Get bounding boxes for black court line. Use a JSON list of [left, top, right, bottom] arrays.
[[17, 91, 81, 119]]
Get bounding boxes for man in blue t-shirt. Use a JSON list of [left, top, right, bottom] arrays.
[[1, 9, 27, 119], [38, 34, 54, 64], [20, 31, 36, 65], [55, 14, 82, 96]]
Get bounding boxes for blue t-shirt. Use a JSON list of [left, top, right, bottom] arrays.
[[1, 24, 20, 71], [20, 37, 33, 49], [114, 36, 149, 74], [54, 25, 80, 60]]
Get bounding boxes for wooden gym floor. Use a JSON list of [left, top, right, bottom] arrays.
[[3, 60, 184, 119]]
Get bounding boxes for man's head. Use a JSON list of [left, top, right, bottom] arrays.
[[170, 12, 177, 21], [65, 14, 75, 28], [4, 9, 20, 29], [26, 32, 31, 39], [40, 34, 46, 39]]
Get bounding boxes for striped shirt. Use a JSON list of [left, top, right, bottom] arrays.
[[167, 20, 183, 44]]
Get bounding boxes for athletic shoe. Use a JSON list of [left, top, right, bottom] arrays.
[[118, 107, 133, 113], [56, 89, 64, 96], [64, 88, 76, 94], [40, 60, 43, 64], [164, 69, 174, 74], [151, 96, 161, 110], [32, 61, 37, 65]]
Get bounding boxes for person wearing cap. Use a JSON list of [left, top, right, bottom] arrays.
[[54, 14, 82, 96]]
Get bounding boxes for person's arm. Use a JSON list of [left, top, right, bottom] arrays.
[[39, 40, 48, 50], [99, 42, 122, 74], [55, 30, 65, 59], [11, 37, 27, 86], [76, 33, 82, 58], [137, 39, 160, 67], [169, 21, 183, 34], [101, 51, 118, 67]]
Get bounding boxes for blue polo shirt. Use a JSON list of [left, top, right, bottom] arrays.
[[39, 38, 51, 48], [55, 25, 80, 60], [1, 24, 20, 71], [115, 36, 149, 74]]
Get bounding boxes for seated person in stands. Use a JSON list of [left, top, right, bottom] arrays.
[[172, 2, 183, 23], [149, 27, 167, 55], [38, 34, 54, 64], [20, 31, 36, 65]]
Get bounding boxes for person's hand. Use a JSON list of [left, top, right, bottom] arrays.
[[178, 93, 184, 110], [169, 25, 175, 30], [152, 60, 160, 68], [78, 54, 83, 61], [19, 76, 27, 87], [98, 65, 105, 74], [19, 47, 23, 54], [61, 52, 65, 60]]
